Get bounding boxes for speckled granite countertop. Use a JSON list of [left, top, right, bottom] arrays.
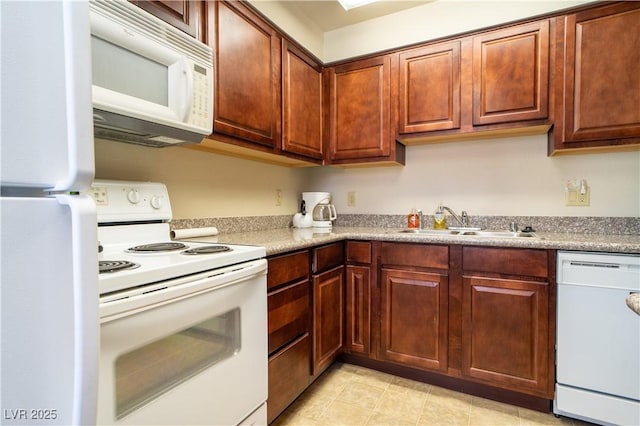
[[182, 226, 640, 256]]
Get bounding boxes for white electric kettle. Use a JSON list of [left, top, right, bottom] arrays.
[[292, 200, 313, 228]]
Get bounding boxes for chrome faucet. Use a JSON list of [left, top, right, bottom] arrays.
[[441, 206, 469, 228]]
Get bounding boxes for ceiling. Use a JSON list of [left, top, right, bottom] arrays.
[[275, 1, 434, 32]]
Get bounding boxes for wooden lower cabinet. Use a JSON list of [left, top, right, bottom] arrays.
[[268, 280, 310, 354], [460, 246, 554, 399], [380, 268, 448, 372], [267, 334, 310, 423], [266, 250, 311, 423], [461, 275, 550, 396], [345, 241, 373, 356], [312, 266, 344, 376], [346, 265, 371, 355], [268, 242, 556, 421], [377, 243, 450, 372]]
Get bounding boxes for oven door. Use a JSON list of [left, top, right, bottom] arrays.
[[97, 259, 267, 425]]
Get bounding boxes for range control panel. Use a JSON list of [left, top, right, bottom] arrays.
[[85, 180, 172, 224]]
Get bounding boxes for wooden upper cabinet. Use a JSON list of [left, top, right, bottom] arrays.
[[398, 41, 461, 134], [209, 1, 281, 148], [472, 20, 550, 125], [282, 41, 323, 160], [325, 55, 405, 165], [550, 3, 640, 153], [131, 0, 203, 39]]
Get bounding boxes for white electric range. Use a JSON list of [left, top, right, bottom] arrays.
[[86, 180, 268, 426]]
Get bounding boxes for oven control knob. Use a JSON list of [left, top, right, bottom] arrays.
[[127, 189, 140, 204], [150, 195, 163, 210]]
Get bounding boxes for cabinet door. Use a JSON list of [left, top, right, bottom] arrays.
[[398, 41, 461, 134], [472, 20, 550, 125], [380, 268, 448, 372], [131, 0, 203, 39], [346, 265, 371, 355], [211, 1, 281, 148], [326, 55, 404, 164], [282, 41, 323, 160], [313, 266, 344, 376], [462, 276, 550, 397], [555, 3, 640, 148]]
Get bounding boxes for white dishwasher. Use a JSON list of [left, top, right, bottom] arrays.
[[555, 251, 640, 426]]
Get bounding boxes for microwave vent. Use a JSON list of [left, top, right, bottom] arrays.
[[89, 0, 212, 66]]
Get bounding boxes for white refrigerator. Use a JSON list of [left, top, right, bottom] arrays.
[[1, 2, 98, 425]]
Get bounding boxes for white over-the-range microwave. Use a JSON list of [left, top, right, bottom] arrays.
[[89, 0, 213, 147]]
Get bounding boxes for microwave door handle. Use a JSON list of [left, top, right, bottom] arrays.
[[174, 58, 193, 122]]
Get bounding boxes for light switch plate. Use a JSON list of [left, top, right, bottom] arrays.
[[565, 181, 590, 206], [275, 189, 282, 206], [347, 191, 356, 207]]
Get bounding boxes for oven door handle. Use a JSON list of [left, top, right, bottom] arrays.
[[100, 259, 267, 323]]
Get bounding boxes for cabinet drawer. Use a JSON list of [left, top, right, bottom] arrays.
[[462, 246, 548, 278], [313, 242, 344, 273], [268, 250, 310, 291], [346, 241, 372, 264], [381, 242, 449, 269], [267, 334, 311, 423], [268, 280, 310, 354]]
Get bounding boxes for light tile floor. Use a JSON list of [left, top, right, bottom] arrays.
[[272, 362, 592, 426]]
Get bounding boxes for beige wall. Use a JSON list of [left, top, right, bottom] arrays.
[[94, 139, 307, 219], [95, 135, 640, 220], [306, 135, 640, 217], [321, 0, 592, 62], [250, 0, 593, 63], [247, 1, 325, 59]]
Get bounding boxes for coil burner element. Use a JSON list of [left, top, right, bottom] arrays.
[[99, 260, 140, 273], [126, 242, 188, 252], [182, 245, 233, 255]]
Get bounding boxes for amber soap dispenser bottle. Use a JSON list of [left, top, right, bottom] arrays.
[[408, 208, 419, 229]]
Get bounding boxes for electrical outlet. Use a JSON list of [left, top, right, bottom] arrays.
[[565, 179, 590, 206], [275, 189, 282, 206], [347, 191, 356, 207]]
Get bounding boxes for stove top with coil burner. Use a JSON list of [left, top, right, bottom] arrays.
[[87, 180, 265, 295]]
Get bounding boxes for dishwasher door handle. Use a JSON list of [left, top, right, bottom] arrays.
[[569, 261, 620, 269]]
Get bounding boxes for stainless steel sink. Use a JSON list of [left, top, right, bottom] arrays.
[[398, 229, 541, 239], [398, 229, 460, 235], [458, 230, 540, 238]]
